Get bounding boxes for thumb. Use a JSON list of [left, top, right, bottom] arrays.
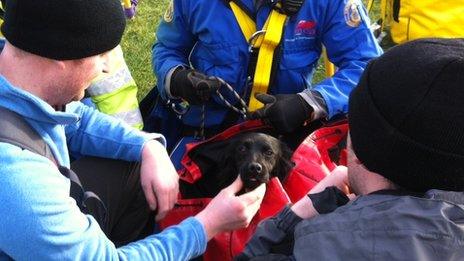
[[254, 93, 276, 105], [224, 176, 244, 195], [238, 183, 266, 206]]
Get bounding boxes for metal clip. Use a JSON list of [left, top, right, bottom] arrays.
[[248, 30, 266, 52], [168, 99, 190, 118]]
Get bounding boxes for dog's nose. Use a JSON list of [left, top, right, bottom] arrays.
[[248, 163, 263, 174]]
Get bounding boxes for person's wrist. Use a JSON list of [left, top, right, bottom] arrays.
[[142, 139, 167, 162], [290, 195, 318, 219], [195, 210, 220, 241]]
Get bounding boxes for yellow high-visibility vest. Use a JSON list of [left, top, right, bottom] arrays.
[[87, 45, 143, 129], [380, 0, 464, 44]]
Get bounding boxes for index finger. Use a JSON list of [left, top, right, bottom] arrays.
[[155, 190, 170, 221], [238, 183, 266, 206], [142, 182, 158, 210]]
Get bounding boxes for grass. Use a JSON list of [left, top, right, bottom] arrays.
[[122, 0, 382, 100], [121, 0, 169, 100]]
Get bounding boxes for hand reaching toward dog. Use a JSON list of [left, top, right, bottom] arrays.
[[196, 177, 266, 240], [291, 166, 355, 219], [309, 165, 352, 195], [140, 139, 179, 221]]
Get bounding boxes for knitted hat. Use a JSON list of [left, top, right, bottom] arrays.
[[1, 0, 126, 60], [349, 38, 464, 192]]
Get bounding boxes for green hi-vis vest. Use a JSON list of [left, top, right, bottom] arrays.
[[87, 45, 143, 130], [379, 0, 464, 44]]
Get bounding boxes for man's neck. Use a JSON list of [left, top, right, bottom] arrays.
[[0, 44, 54, 103]]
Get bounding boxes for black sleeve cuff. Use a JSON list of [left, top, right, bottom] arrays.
[[308, 186, 349, 214]]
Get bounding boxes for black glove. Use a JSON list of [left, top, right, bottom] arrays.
[[170, 68, 222, 105], [248, 93, 313, 133], [280, 0, 304, 16]]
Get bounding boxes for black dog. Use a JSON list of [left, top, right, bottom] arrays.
[[180, 132, 294, 198]]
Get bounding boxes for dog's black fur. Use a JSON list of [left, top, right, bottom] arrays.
[[180, 132, 294, 198]]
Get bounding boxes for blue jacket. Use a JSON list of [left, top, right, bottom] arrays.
[[0, 76, 206, 260], [153, 0, 382, 128]]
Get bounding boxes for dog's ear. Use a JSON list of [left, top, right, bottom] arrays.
[[272, 140, 295, 182], [217, 135, 241, 187]]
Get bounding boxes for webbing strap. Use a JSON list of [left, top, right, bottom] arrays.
[[229, 1, 256, 40], [248, 10, 287, 111], [227, 0, 287, 111], [0, 107, 106, 216], [0, 107, 55, 162]]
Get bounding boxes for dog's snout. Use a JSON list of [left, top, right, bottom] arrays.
[[248, 163, 263, 173]]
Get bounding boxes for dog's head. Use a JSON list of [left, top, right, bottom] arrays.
[[224, 132, 294, 190]]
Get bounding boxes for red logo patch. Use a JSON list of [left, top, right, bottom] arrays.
[[295, 20, 316, 36]]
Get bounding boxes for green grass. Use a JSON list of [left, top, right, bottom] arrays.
[[122, 0, 381, 100], [121, 0, 169, 100]]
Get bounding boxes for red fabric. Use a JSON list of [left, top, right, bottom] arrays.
[[285, 122, 349, 202], [158, 120, 349, 261]]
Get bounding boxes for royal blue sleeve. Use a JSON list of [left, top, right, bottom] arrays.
[[152, 0, 196, 99], [315, 0, 382, 118], [64, 102, 165, 162], [0, 144, 207, 261]]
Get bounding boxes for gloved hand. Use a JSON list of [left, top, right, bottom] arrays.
[[281, 0, 304, 16], [248, 93, 313, 133], [170, 68, 222, 105]]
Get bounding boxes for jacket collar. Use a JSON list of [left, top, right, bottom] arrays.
[[0, 75, 80, 125]]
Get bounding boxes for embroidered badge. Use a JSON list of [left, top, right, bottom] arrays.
[[344, 0, 362, 27], [295, 20, 317, 37], [164, 0, 174, 23]]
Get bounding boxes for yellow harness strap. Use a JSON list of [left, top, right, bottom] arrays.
[[229, 1, 256, 40], [228, 1, 287, 111], [249, 10, 287, 111]]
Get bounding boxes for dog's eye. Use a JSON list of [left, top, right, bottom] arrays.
[[237, 145, 246, 152], [265, 149, 274, 156]]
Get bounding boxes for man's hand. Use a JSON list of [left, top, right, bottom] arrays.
[[248, 93, 314, 133], [170, 68, 222, 105], [309, 166, 352, 195], [291, 166, 355, 219], [196, 177, 266, 240], [140, 140, 179, 221]]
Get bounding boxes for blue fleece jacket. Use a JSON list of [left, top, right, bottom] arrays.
[[0, 76, 207, 260]]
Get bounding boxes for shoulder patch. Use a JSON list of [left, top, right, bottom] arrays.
[[164, 0, 174, 23], [344, 0, 362, 27]]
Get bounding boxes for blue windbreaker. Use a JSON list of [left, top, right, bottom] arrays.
[[153, 0, 382, 129], [0, 76, 207, 260]]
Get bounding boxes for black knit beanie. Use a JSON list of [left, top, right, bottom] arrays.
[[349, 38, 464, 192], [1, 0, 126, 60]]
